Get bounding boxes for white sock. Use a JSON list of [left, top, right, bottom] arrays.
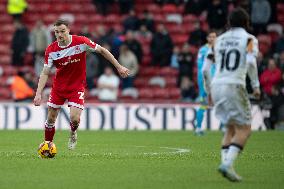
[[221, 148, 228, 164], [224, 145, 242, 167]]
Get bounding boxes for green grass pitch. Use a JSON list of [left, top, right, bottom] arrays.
[[0, 131, 283, 189]]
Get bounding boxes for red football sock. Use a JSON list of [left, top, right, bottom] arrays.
[[45, 121, 55, 141]]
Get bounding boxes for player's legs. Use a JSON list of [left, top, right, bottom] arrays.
[[195, 87, 207, 135], [224, 124, 251, 167], [221, 124, 234, 163], [219, 124, 251, 182], [70, 106, 82, 131], [67, 90, 84, 150], [195, 106, 206, 135], [45, 89, 65, 142], [68, 106, 82, 150], [44, 107, 60, 142], [212, 84, 251, 181]]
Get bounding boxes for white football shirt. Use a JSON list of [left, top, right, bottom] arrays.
[[212, 28, 259, 87]]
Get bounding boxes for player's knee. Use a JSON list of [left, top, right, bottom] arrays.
[[70, 115, 80, 126], [47, 117, 56, 125]]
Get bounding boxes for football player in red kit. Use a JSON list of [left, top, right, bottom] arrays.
[[34, 19, 130, 150]]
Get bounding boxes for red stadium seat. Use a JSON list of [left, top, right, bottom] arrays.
[[141, 55, 152, 65], [182, 22, 195, 33], [0, 24, 14, 34], [162, 4, 178, 14], [0, 14, 12, 23], [0, 88, 12, 100], [258, 34, 272, 55], [2, 65, 18, 76], [43, 14, 59, 24], [0, 55, 11, 65], [147, 4, 161, 14], [153, 88, 169, 99], [165, 77, 177, 87], [277, 3, 284, 13], [134, 77, 150, 88], [142, 46, 151, 56], [183, 14, 198, 23], [138, 67, 160, 77], [168, 87, 181, 100], [0, 4, 5, 12], [138, 88, 154, 100], [153, 14, 164, 23], [0, 76, 9, 87], [268, 31, 280, 44], [0, 44, 11, 55], [89, 14, 104, 24], [172, 34, 188, 46], [159, 67, 179, 77]]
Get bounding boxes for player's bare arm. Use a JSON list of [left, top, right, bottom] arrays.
[[34, 67, 51, 106], [95, 45, 130, 78]]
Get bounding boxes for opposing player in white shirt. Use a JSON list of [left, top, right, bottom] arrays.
[[202, 8, 261, 182]]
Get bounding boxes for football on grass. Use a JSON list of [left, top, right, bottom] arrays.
[[38, 141, 57, 158]]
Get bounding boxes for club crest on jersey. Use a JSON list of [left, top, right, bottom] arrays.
[[75, 46, 82, 54]]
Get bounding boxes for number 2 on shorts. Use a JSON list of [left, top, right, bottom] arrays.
[[78, 92, 84, 99]]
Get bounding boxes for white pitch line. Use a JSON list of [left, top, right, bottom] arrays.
[[87, 144, 191, 155], [132, 145, 190, 155], [159, 146, 190, 154]]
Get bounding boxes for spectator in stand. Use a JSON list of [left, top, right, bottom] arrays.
[[123, 9, 140, 32], [135, 24, 152, 42], [119, 44, 139, 89], [7, 71, 34, 102], [256, 52, 267, 76], [171, 46, 180, 69], [184, 0, 207, 16], [79, 25, 92, 39], [97, 42, 112, 76], [92, 0, 114, 15], [23, 72, 36, 90], [278, 51, 284, 72], [177, 43, 195, 85], [7, 0, 27, 23], [187, 21, 207, 47], [275, 34, 284, 54], [260, 58, 282, 96], [86, 53, 100, 89], [151, 24, 173, 67], [155, 0, 183, 6], [269, 85, 284, 129], [95, 25, 111, 45], [280, 72, 284, 96], [139, 10, 155, 33], [250, 0, 271, 35], [97, 67, 120, 102], [118, 0, 134, 14], [207, 0, 227, 32], [30, 20, 52, 76], [124, 30, 143, 63], [180, 76, 197, 102], [11, 21, 29, 67]]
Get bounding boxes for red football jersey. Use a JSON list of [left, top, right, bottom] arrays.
[[44, 35, 97, 93]]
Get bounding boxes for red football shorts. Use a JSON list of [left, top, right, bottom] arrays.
[[47, 88, 85, 110]]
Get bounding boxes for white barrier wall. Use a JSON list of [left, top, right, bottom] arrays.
[[0, 102, 266, 130]]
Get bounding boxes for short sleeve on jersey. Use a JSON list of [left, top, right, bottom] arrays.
[[44, 47, 53, 68], [81, 36, 98, 52]]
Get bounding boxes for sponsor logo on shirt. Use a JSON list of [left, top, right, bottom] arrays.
[[58, 57, 81, 66]]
